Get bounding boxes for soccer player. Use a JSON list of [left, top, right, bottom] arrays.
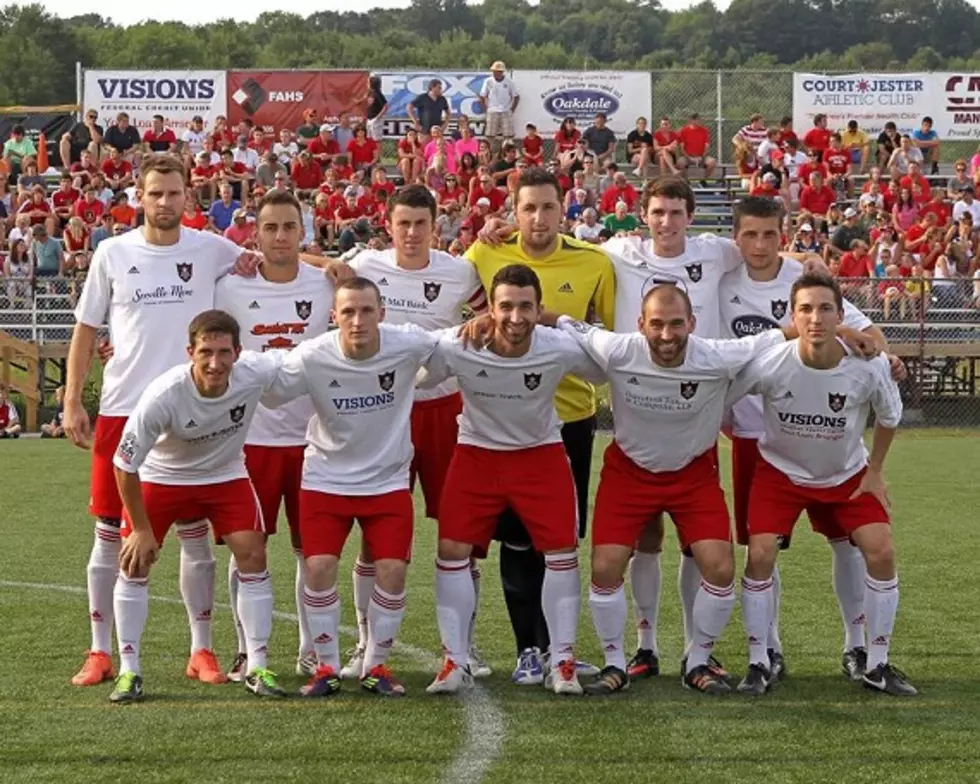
[[340, 185, 488, 680], [109, 310, 287, 703], [214, 189, 335, 681], [266, 278, 440, 698], [425, 264, 605, 696], [726, 273, 915, 697], [65, 154, 257, 688]]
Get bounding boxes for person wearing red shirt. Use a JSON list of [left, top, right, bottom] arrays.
[[313, 192, 335, 247], [599, 172, 639, 215], [553, 118, 581, 159], [190, 151, 219, 204], [397, 129, 424, 183], [678, 113, 717, 178], [330, 158, 354, 183], [347, 125, 380, 171], [749, 171, 780, 198], [466, 198, 493, 233], [823, 134, 853, 196], [798, 171, 836, 217], [468, 174, 505, 212], [521, 124, 544, 166], [899, 162, 931, 198], [797, 149, 829, 190], [18, 187, 52, 226], [438, 173, 466, 207], [69, 150, 98, 186], [73, 187, 105, 226], [52, 173, 80, 225], [356, 189, 380, 222], [652, 116, 681, 176], [181, 195, 209, 230], [100, 147, 134, 191], [802, 114, 833, 161], [371, 167, 395, 199], [326, 182, 346, 216], [247, 127, 271, 155], [903, 213, 937, 254], [290, 150, 323, 193], [307, 125, 340, 167], [210, 115, 235, 150], [218, 149, 250, 201], [776, 116, 799, 150], [919, 191, 950, 228], [142, 115, 177, 154], [334, 189, 363, 233]]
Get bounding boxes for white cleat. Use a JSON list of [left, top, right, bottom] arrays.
[[468, 646, 492, 679], [339, 646, 365, 680], [426, 659, 474, 695], [295, 651, 318, 677], [548, 660, 584, 696]]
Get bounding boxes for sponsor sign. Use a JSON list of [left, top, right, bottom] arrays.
[[512, 71, 652, 137], [792, 73, 932, 136], [934, 73, 980, 139], [374, 71, 489, 138], [83, 70, 225, 131]]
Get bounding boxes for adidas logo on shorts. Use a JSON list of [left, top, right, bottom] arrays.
[[128, 266, 139, 274], [558, 282, 574, 293], [249, 301, 260, 309]]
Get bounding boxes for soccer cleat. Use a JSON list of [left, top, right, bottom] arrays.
[[862, 663, 918, 696], [72, 650, 115, 686], [426, 658, 474, 695], [681, 654, 732, 684], [296, 651, 318, 677], [468, 646, 492, 679], [300, 665, 342, 697], [684, 664, 733, 694], [627, 648, 660, 681], [226, 652, 248, 683], [543, 651, 600, 678], [768, 649, 787, 682], [109, 672, 144, 704], [512, 647, 544, 686], [186, 649, 229, 684], [736, 663, 772, 696], [245, 668, 287, 698], [584, 665, 630, 696], [842, 647, 868, 682], [339, 646, 365, 680], [361, 664, 406, 697], [549, 659, 584, 696]]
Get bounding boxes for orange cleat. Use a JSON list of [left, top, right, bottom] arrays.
[[71, 650, 115, 686], [185, 649, 229, 684]]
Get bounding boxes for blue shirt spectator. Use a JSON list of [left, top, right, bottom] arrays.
[[209, 198, 240, 232], [31, 226, 62, 276]]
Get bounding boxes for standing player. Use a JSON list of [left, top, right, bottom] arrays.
[[215, 190, 335, 681], [65, 154, 254, 688], [109, 310, 287, 703], [726, 273, 915, 696], [425, 265, 605, 696], [266, 278, 440, 698]]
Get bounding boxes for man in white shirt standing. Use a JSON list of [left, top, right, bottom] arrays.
[[479, 61, 520, 148], [726, 273, 915, 697], [109, 309, 287, 703]]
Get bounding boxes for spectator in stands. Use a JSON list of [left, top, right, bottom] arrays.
[[888, 135, 923, 180], [757, 127, 782, 170], [65, 249, 89, 306], [397, 128, 424, 184], [69, 149, 98, 187], [840, 119, 871, 175], [224, 208, 256, 248], [573, 207, 603, 244], [179, 115, 207, 167], [900, 161, 930, 198], [0, 172, 12, 214], [490, 143, 518, 187], [828, 207, 869, 258], [190, 151, 219, 204], [425, 155, 449, 192], [520, 124, 543, 167], [425, 126, 457, 174], [891, 187, 919, 234], [8, 214, 30, 248], [952, 187, 980, 224], [652, 116, 683, 176], [180, 192, 208, 231], [802, 113, 832, 161], [51, 173, 79, 227], [553, 117, 581, 165], [877, 122, 900, 169], [16, 160, 45, 205], [88, 211, 112, 249], [749, 170, 781, 199], [678, 113, 716, 182], [272, 128, 298, 167], [582, 113, 617, 168], [61, 110, 103, 168], [109, 192, 137, 228], [3, 125, 36, 180], [30, 223, 62, 279], [838, 238, 873, 301], [289, 149, 323, 196], [72, 185, 104, 228], [363, 75, 389, 142], [18, 186, 51, 227], [948, 160, 972, 200], [100, 147, 134, 192], [208, 183, 240, 233], [799, 170, 836, 220], [626, 117, 653, 178], [480, 61, 519, 148], [63, 216, 88, 256], [783, 139, 807, 200], [603, 199, 640, 235], [912, 117, 940, 176], [3, 238, 31, 306], [295, 109, 320, 150], [308, 125, 340, 168], [824, 134, 854, 197], [435, 200, 463, 248], [348, 124, 381, 173], [0, 384, 20, 438], [456, 152, 478, 193], [776, 116, 798, 149], [143, 115, 177, 155], [102, 112, 141, 165], [600, 170, 638, 215], [332, 115, 354, 154], [409, 79, 451, 143], [218, 148, 250, 201], [255, 152, 286, 190], [733, 137, 758, 188], [40, 386, 66, 438], [733, 113, 768, 154], [232, 134, 260, 174], [477, 138, 495, 168], [790, 221, 823, 256]]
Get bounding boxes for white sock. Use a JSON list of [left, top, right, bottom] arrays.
[[767, 564, 783, 654], [114, 573, 148, 676], [686, 580, 735, 673], [87, 521, 120, 654], [364, 585, 406, 673], [629, 551, 661, 655], [468, 561, 481, 650], [352, 558, 375, 650], [435, 558, 473, 665], [542, 553, 580, 666], [741, 576, 774, 668], [304, 586, 341, 672], [589, 581, 628, 671], [865, 575, 899, 671], [176, 522, 215, 654], [227, 556, 247, 654], [678, 554, 701, 649], [237, 570, 273, 673], [294, 550, 313, 658], [831, 539, 868, 651]]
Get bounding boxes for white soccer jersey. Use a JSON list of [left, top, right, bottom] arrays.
[[558, 316, 784, 472], [604, 234, 742, 337], [215, 264, 333, 447], [719, 257, 874, 438], [348, 248, 486, 400], [725, 341, 903, 488], [265, 324, 439, 496], [423, 326, 605, 451], [74, 228, 241, 416], [112, 351, 284, 486]]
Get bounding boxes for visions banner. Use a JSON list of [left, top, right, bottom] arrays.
[[83, 70, 225, 131], [227, 71, 369, 133], [374, 71, 490, 138]]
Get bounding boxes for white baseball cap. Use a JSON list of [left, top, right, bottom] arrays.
[[843, 207, 858, 218], [800, 223, 813, 232]]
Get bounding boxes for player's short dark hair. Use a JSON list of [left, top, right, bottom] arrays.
[[490, 264, 542, 303], [188, 309, 241, 349], [641, 176, 695, 217], [790, 272, 843, 312], [641, 281, 693, 318], [335, 276, 382, 306], [514, 167, 562, 206], [138, 153, 185, 188], [733, 196, 785, 233], [257, 189, 303, 222], [387, 183, 437, 221]]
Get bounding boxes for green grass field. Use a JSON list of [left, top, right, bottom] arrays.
[[2, 431, 979, 784]]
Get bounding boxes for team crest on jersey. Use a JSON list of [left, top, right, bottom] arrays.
[[680, 381, 699, 400], [771, 299, 788, 320], [684, 263, 702, 283], [828, 393, 847, 413], [176, 262, 193, 282], [524, 373, 542, 391], [378, 371, 396, 391], [116, 432, 138, 463], [295, 300, 312, 320], [423, 282, 442, 302], [230, 404, 246, 423]]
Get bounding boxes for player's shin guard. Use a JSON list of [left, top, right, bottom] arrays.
[[589, 581, 628, 671], [237, 570, 273, 673], [678, 555, 701, 649], [294, 550, 313, 657], [227, 556, 247, 654], [304, 587, 341, 672], [542, 553, 580, 666], [864, 575, 898, 671], [768, 564, 783, 654], [629, 551, 661, 654], [468, 561, 481, 649], [500, 544, 547, 654], [831, 539, 868, 651], [352, 558, 375, 651], [365, 586, 406, 672], [87, 520, 121, 654], [176, 522, 215, 654], [741, 576, 774, 668], [435, 558, 473, 666], [114, 573, 149, 676], [686, 580, 735, 673]]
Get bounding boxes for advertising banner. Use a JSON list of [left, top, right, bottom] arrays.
[[227, 70, 369, 133], [374, 71, 490, 138], [932, 73, 980, 140], [83, 70, 225, 131], [512, 71, 652, 137]]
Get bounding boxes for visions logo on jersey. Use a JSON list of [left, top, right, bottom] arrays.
[[176, 262, 193, 283]]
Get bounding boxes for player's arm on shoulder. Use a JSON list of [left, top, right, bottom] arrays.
[[724, 353, 769, 407], [417, 335, 455, 389], [714, 235, 745, 273], [703, 328, 789, 378], [553, 314, 622, 374], [262, 343, 311, 408]]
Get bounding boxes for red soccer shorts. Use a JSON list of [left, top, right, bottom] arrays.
[[410, 392, 462, 519], [593, 442, 731, 551], [89, 415, 128, 519], [244, 444, 305, 537], [299, 489, 413, 561], [438, 443, 578, 557], [121, 478, 264, 545], [746, 458, 890, 539]]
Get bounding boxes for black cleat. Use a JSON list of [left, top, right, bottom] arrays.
[[627, 648, 660, 681], [863, 663, 917, 696], [584, 665, 630, 696], [737, 663, 771, 696], [681, 654, 732, 684], [768, 649, 786, 682], [842, 647, 867, 682], [684, 664, 732, 694]]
